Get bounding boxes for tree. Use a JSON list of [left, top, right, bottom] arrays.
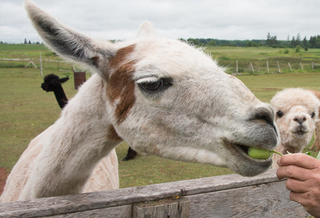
[[207, 40, 217, 46], [296, 33, 301, 46], [303, 36, 308, 47], [266, 33, 277, 47], [187, 38, 204, 47], [291, 36, 296, 47], [24, 38, 27, 44], [266, 33, 271, 46], [28, 40, 32, 44]]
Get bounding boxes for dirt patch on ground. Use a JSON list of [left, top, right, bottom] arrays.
[[264, 88, 281, 91], [0, 168, 7, 195]]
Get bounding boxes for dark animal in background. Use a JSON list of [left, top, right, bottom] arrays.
[[41, 74, 69, 109], [122, 146, 138, 161]]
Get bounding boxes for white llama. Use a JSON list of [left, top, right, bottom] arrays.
[[271, 88, 320, 168], [0, 0, 280, 203], [309, 90, 320, 151]]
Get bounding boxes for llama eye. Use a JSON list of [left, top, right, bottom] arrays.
[[311, 112, 315, 118], [140, 80, 163, 92], [137, 77, 172, 94], [276, 110, 284, 118]]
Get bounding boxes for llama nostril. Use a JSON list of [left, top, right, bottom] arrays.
[[293, 116, 306, 124], [250, 106, 278, 136]]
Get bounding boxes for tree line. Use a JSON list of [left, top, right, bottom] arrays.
[[2, 34, 320, 49], [179, 33, 320, 49]]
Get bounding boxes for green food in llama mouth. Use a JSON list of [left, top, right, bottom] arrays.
[[248, 147, 283, 160]]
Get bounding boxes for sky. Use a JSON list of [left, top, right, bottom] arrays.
[[0, 0, 319, 44]]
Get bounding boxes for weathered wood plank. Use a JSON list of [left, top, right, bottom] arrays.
[[188, 180, 310, 218], [133, 197, 189, 218], [0, 169, 309, 217], [45, 205, 132, 218]]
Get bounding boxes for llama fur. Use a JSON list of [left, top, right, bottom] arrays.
[[309, 90, 320, 151], [1, 0, 279, 202], [271, 88, 320, 168]]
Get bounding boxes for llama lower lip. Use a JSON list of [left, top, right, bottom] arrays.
[[294, 130, 307, 136]]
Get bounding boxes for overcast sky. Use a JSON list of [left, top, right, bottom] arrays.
[[0, 0, 319, 44]]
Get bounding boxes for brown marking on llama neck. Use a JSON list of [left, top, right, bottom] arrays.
[[107, 44, 136, 123], [107, 125, 123, 141]]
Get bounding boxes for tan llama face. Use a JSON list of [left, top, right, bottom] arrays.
[[271, 88, 320, 150]]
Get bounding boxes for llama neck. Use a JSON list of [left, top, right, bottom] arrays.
[[21, 75, 122, 200], [53, 83, 68, 109]]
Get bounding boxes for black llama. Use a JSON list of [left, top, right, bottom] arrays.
[[41, 74, 69, 109]]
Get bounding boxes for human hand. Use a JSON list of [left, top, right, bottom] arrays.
[[276, 153, 320, 217]]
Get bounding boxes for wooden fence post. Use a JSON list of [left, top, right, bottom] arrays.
[[288, 62, 292, 71], [300, 62, 303, 70], [40, 52, 43, 77], [277, 61, 281, 73], [266, 61, 269, 74], [312, 62, 314, 70], [250, 63, 254, 74], [236, 60, 238, 75], [133, 197, 190, 218]]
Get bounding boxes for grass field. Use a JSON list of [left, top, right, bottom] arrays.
[[1, 45, 320, 189]]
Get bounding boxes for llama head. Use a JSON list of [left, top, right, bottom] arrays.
[[271, 88, 320, 152], [25, 0, 279, 176], [41, 74, 69, 92]]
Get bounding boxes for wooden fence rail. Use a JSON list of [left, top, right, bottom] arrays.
[[0, 169, 310, 218]]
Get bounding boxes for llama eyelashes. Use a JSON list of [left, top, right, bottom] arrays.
[[137, 77, 173, 96]]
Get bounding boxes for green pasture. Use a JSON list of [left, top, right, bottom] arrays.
[[0, 45, 320, 189], [206, 46, 320, 74]]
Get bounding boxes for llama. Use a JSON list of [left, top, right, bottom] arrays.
[[41, 73, 69, 108], [309, 90, 320, 151], [270, 88, 320, 168], [122, 146, 138, 161], [0, 0, 279, 202]]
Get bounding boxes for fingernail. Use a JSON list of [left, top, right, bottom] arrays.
[[277, 159, 281, 165]]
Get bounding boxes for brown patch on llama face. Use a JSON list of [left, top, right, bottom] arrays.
[[107, 125, 123, 141], [107, 44, 136, 123]]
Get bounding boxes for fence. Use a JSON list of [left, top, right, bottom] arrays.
[[218, 59, 320, 75], [1, 58, 319, 76], [0, 58, 71, 71], [0, 169, 310, 218]]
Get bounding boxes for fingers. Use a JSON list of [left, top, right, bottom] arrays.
[[285, 178, 308, 193], [277, 164, 313, 181], [277, 153, 319, 169]]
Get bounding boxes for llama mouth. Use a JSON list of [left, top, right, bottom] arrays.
[[222, 138, 271, 161], [235, 144, 249, 156], [292, 128, 308, 136], [222, 138, 273, 176]]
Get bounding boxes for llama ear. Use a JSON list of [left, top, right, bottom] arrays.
[[59, 77, 69, 83], [24, 0, 114, 71], [136, 21, 158, 38]]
